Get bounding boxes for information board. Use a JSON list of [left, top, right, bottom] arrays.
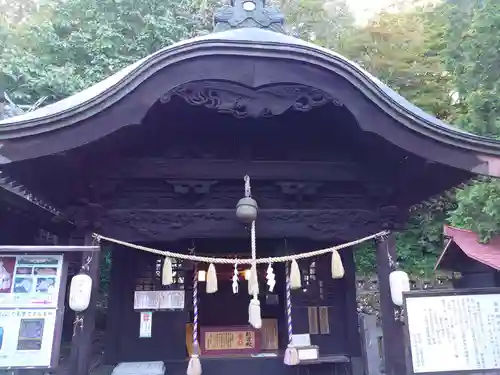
[[405, 289, 500, 374], [0, 253, 66, 369], [0, 309, 59, 368], [0, 255, 64, 308]]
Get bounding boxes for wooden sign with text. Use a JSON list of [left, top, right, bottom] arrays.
[[200, 325, 260, 356]]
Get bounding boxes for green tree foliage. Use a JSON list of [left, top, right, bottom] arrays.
[[340, 5, 453, 120], [0, 0, 38, 24], [1, 0, 216, 104], [449, 178, 500, 241], [354, 0, 500, 272], [355, 197, 454, 276], [443, 0, 500, 137], [345, 5, 455, 275], [444, 0, 500, 242], [275, 0, 354, 49]]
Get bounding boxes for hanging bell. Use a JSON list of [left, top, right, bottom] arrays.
[[236, 197, 258, 223]]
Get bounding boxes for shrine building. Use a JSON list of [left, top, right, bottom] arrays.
[[1, 1, 500, 375]]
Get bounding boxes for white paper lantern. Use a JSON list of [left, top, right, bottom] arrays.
[[69, 273, 93, 312], [389, 270, 410, 307]]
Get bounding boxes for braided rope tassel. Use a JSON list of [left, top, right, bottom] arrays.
[[245, 174, 262, 330], [286, 263, 293, 345], [187, 265, 202, 375], [248, 220, 262, 329], [250, 220, 258, 297], [284, 261, 299, 366], [193, 268, 199, 354]]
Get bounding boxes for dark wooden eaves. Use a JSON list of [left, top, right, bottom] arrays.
[[0, 172, 73, 234]]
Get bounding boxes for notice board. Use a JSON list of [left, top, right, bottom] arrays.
[[404, 288, 500, 375], [0, 254, 66, 369]]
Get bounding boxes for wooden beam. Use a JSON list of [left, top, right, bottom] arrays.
[[375, 233, 407, 375], [101, 208, 389, 242], [0, 245, 100, 253], [110, 158, 373, 182]]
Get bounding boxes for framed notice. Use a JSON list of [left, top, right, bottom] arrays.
[[134, 291, 160, 310], [0, 309, 61, 368], [0, 254, 64, 309], [159, 290, 184, 310], [404, 288, 500, 375], [134, 290, 185, 310]]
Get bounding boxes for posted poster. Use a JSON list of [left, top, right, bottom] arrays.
[[139, 312, 153, 338], [134, 290, 185, 310], [0, 309, 57, 368], [0, 255, 63, 308]]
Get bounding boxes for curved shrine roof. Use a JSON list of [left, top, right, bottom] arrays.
[[1, 25, 500, 173], [436, 226, 500, 271]]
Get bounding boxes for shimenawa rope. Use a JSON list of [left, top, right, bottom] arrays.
[[93, 230, 389, 264]]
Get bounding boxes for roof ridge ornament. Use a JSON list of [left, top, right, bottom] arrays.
[[213, 0, 285, 34]]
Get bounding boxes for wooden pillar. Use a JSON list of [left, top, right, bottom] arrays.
[[103, 244, 124, 365], [375, 233, 406, 375], [343, 250, 363, 373], [69, 233, 101, 375]]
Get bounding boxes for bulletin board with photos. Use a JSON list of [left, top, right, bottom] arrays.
[[0, 253, 67, 369]]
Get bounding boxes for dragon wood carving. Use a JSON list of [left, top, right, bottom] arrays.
[[160, 81, 340, 119]]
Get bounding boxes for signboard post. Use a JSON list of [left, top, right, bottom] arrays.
[[404, 288, 500, 375], [0, 254, 67, 370]]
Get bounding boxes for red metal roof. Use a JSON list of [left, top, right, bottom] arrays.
[[435, 225, 500, 270]]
